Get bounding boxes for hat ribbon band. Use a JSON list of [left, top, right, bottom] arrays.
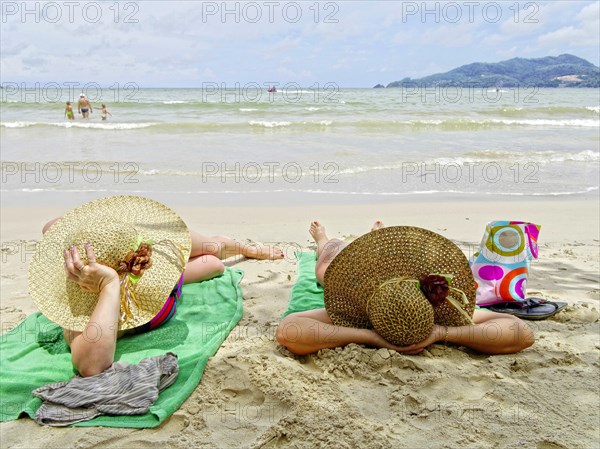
[[445, 286, 474, 325], [119, 239, 187, 325]]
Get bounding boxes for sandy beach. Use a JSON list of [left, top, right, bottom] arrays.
[[1, 197, 599, 449], [3, 1, 599, 446]]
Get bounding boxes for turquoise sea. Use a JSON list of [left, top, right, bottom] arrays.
[[1, 87, 598, 207]]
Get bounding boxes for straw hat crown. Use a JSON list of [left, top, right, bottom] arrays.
[[324, 226, 476, 345], [29, 196, 191, 331], [366, 279, 435, 345]]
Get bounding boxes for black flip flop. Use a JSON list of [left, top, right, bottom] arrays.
[[485, 297, 567, 320]]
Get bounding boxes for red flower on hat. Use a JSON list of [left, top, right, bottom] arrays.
[[419, 274, 449, 306], [118, 243, 153, 276]]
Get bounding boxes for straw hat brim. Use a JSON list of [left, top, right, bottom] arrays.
[[323, 226, 476, 330], [28, 196, 191, 331]]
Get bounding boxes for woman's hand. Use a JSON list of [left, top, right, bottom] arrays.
[[64, 243, 119, 293], [394, 325, 446, 355], [365, 325, 444, 355]]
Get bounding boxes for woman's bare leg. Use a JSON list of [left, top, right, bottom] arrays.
[[184, 231, 284, 283], [309, 221, 346, 285], [189, 230, 283, 261], [184, 255, 225, 283], [310, 221, 384, 285], [42, 217, 61, 234]]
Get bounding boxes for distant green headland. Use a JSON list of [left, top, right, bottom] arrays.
[[383, 54, 599, 88]]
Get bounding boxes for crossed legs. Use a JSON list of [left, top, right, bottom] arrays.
[[185, 231, 284, 283]]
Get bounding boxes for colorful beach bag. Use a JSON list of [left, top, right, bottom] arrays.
[[469, 221, 541, 306]]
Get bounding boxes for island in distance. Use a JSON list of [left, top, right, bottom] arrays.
[[377, 54, 599, 88]]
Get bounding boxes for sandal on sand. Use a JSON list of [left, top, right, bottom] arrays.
[[486, 298, 567, 320]]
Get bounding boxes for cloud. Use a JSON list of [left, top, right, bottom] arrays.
[[275, 66, 312, 81], [420, 23, 477, 47], [576, 1, 600, 21], [0, 41, 29, 56], [391, 30, 413, 45], [261, 35, 302, 61], [499, 8, 543, 36], [536, 2, 599, 50], [1, 0, 598, 87]]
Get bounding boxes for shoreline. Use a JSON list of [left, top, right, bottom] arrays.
[[1, 189, 598, 209]]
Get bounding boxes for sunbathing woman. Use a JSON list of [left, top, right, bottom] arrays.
[[32, 196, 283, 377], [277, 221, 534, 356]]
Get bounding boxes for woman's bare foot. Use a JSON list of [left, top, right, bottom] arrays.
[[309, 221, 329, 243], [309, 221, 330, 257], [371, 220, 385, 231]]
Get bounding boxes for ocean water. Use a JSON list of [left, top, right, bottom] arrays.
[[1, 87, 598, 207]]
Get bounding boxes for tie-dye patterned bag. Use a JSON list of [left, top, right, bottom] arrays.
[[469, 221, 541, 306]]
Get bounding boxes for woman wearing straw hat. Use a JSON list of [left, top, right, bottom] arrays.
[[30, 196, 284, 377], [277, 221, 534, 356]]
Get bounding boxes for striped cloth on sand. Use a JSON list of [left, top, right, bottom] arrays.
[[32, 352, 178, 426]]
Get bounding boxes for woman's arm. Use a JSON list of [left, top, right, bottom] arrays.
[[277, 309, 535, 356], [276, 309, 408, 355], [396, 309, 535, 355], [63, 243, 121, 377]]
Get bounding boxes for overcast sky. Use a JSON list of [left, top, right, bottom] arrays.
[[1, 0, 599, 87]]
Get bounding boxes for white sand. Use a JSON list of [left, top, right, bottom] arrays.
[[1, 198, 599, 448]]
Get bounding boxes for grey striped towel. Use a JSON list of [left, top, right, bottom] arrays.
[[32, 352, 179, 426]]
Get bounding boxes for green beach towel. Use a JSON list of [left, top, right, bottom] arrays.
[[283, 252, 325, 317], [0, 268, 244, 428]]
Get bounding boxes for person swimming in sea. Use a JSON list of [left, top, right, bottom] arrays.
[[78, 94, 93, 119], [64, 102, 75, 120], [100, 104, 112, 121]]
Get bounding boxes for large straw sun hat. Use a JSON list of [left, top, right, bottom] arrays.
[[28, 196, 191, 332], [323, 226, 476, 345]]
